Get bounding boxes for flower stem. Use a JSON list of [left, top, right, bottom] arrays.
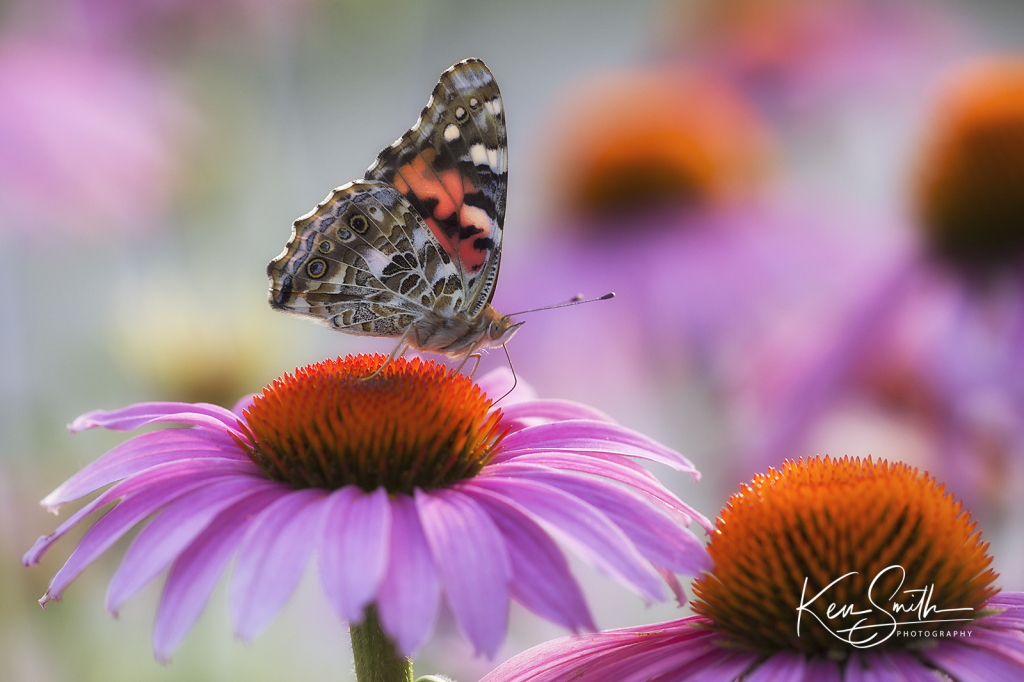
[[350, 605, 414, 682]]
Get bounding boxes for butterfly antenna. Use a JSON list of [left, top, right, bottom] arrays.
[[493, 343, 518, 405], [508, 292, 615, 317]]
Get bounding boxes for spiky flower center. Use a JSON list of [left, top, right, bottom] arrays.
[[918, 59, 1024, 272], [238, 355, 505, 494], [692, 456, 998, 658]]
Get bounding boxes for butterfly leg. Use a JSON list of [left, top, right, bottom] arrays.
[[454, 353, 484, 379], [366, 333, 413, 379]]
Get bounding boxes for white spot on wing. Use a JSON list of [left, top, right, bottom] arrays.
[[484, 98, 501, 116], [444, 124, 460, 141], [469, 144, 501, 172], [362, 248, 390, 274]]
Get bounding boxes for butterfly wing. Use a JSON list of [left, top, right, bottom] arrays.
[[267, 180, 466, 336], [365, 58, 507, 319]]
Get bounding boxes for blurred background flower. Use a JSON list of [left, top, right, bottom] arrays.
[[731, 55, 1024, 586], [6, 0, 1024, 680]]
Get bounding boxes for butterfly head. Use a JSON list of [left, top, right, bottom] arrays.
[[483, 306, 524, 348]]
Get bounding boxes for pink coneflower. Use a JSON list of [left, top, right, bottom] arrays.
[[24, 355, 710, 676], [498, 65, 884, 414], [482, 456, 1024, 682]]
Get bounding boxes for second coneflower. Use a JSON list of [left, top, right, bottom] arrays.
[[483, 456, 1024, 681], [24, 355, 711, 680]]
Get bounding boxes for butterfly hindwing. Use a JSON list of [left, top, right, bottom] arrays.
[[365, 58, 507, 318], [268, 180, 466, 336]]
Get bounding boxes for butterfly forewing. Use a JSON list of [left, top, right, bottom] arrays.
[[268, 58, 516, 358], [365, 58, 507, 317], [268, 181, 465, 335]]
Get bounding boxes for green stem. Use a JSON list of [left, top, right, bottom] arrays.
[[350, 605, 414, 682]]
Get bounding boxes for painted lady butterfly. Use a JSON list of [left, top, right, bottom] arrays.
[[267, 59, 520, 367]]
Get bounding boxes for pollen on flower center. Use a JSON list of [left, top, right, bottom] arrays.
[[917, 58, 1024, 272], [237, 354, 505, 493], [691, 456, 998, 657]]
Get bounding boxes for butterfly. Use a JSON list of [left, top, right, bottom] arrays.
[[267, 58, 521, 369]]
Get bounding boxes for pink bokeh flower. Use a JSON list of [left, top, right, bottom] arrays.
[[24, 355, 711, 662], [731, 58, 1024, 507], [0, 36, 188, 235]]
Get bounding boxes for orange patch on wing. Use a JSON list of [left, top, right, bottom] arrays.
[[399, 153, 464, 221], [395, 152, 494, 272]]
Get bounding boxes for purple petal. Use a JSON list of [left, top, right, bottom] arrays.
[[866, 651, 940, 682], [506, 468, 711, 577], [743, 651, 807, 682], [979, 592, 1024, 630], [231, 394, 257, 417], [464, 487, 595, 633], [376, 495, 441, 656], [477, 368, 537, 405], [416, 489, 511, 658], [153, 487, 286, 661], [40, 472, 233, 605], [317, 486, 391, 622], [667, 648, 758, 682], [229, 489, 327, 642], [498, 400, 615, 432], [750, 259, 918, 474], [70, 401, 242, 433], [924, 639, 1024, 682], [105, 477, 282, 615], [498, 421, 699, 477], [485, 455, 713, 533], [42, 429, 250, 511], [471, 477, 664, 603], [479, 618, 724, 682], [801, 656, 843, 682], [25, 458, 258, 566]]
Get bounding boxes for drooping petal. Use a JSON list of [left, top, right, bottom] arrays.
[[479, 618, 725, 682], [923, 638, 1024, 682], [42, 429, 250, 511], [742, 651, 807, 682], [416, 488, 511, 658], [229, 489, 327, 642], [24, 458, 256, 566], [69, 401, 243, 433], [40, 472, 232, 604], [799, 656, 843, 682], [376, 495, 441, 656], [472, 477, 664, 603], [465, 487, 595, 633], [317, 486, 391, 622], [861, 651, 938, 682], [507, 468, 711, 576], [153, 487, 286, 662], [106, 477, 282, 615], [498, 420, 699, 477]]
